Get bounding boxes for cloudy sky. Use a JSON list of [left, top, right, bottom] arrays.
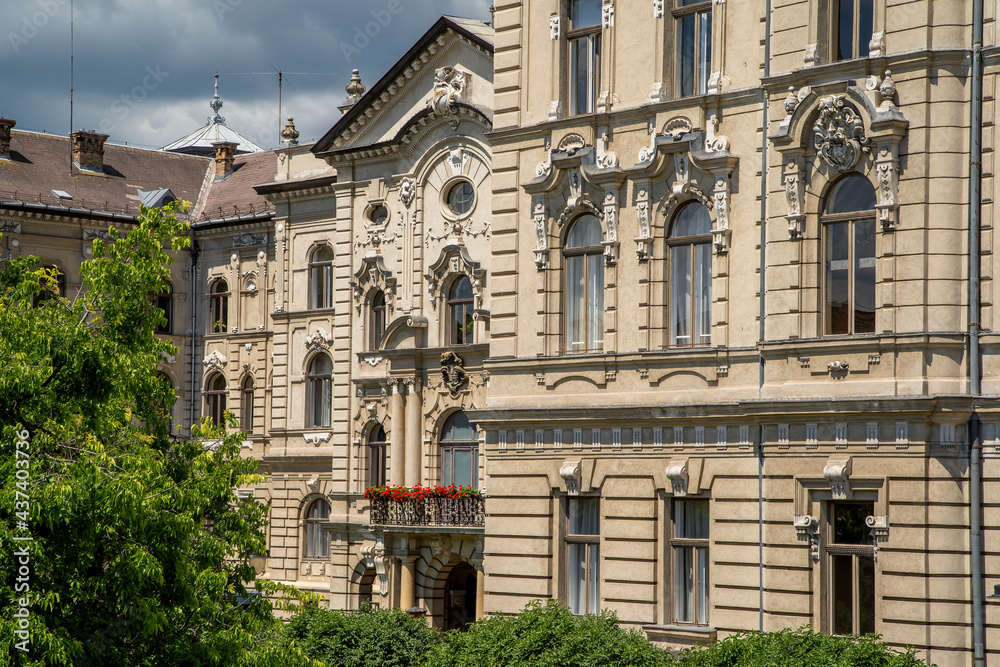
[[1, 0, 492, 150]]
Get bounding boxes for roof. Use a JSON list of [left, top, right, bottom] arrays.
[[312, 15, 494, 155], [197, 151, 276, 222], [0, 130, 210, 219], [162, 121, 265, 156]]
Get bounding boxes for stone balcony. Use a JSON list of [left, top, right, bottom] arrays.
[[369, 496, 485, 528]]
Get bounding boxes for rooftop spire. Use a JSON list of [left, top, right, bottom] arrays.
[[209, 73, 225, 124], [345, 69, 366, 104]]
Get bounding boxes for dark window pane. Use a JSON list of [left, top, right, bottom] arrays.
[[833, 502, 874, 544], [837, 0, 854, 61], [678, 14, 695, 97], [832, 554, 854, 634], [675, 500, 709, 539], [671, 203, 712, 238], [854, 220, 877, 333], [826, 175, 876, 214], [570, 0, 601, 28], [568, 497, 600, 535], [858, 555, 876, 634], [568, 215, 603, 248], [443, 412, 476, 441], [858, 0, 874, 58], [826, 222, 850, 335]]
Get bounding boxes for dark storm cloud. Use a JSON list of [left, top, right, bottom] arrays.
[[1, 0, 491, 148]]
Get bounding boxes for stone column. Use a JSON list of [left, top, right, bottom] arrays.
[[399, 555, 418, 610], [389, 380, 405, 486], [404, 379, 422, 487], [473, 560, 485, 620]]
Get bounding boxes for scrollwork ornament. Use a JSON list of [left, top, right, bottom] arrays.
[[813, 95, 870, 171]]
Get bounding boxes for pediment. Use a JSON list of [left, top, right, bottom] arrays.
[[313, 18, 494, 156]]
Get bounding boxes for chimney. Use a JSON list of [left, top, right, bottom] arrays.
[[0, 117, 16, 159], [212, 141, 237, 179], [71, 129, 109, 173]]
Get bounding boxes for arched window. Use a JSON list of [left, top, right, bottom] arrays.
[[205, 373, 227, 425], [240, 375, 255, 432], [369, 291, 386, 350], [440, 411, 478, 489], [33, 265, 65, 306], [210, 280, 229, 333], [154, 281, 173, 334], [307, 354, 333, 428], [367, 425, 387, 488], [823, 175, 877, 335], [303, 499, 330, 559], [310, 245, 334, 310], [668, 203, 713, 347], [564, 215, 604, 353], [448, 277, 475, 345]]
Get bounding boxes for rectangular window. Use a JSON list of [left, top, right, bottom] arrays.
[[828, 501, 875, 635], [672, 499, 709, 625], [568, 0, 602, 116], [566, 497, 600, 615], [832, 0, 874, 61], [675, 0, 712, 97]]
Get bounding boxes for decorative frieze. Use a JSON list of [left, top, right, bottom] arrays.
[[233, 233, 267, 248]]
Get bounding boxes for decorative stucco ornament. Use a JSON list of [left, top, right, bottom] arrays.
[[812, 95, 870, 171], [440, 351, 468, 397], [428, 67, 467, 116], [398, 177, 415, 208]]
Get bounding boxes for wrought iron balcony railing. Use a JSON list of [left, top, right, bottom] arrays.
[[369, 496, 485, 527]]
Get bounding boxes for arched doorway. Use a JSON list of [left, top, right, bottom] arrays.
[[443, 561, 477, 631]]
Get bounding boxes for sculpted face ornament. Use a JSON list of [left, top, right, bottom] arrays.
[[813, 95, 870, 171], [440, 351, 468, 398]]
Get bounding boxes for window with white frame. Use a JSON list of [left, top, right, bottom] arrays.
[[828, 501, 875, 635], [668, 203, 712, 347], [672, 498, 709, 625], [564, 215, 604, 353], [568, 0, 602, 115], [303, 498, 331, 559], [823, 175, 876, 336], [566, 496, 600, 615], [674, 0, 712, 97]]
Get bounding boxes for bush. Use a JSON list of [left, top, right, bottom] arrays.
[[419, 599, 675, 667], [676, 628, 929, 667], [284, 602, 440, 667]]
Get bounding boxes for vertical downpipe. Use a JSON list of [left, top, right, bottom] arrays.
[[189, 231, 199, 435], [758, 0, 773, 634], [969, 0, 985, 662]]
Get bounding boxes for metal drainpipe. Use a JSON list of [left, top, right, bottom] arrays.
[[189, 230, 199, 436], [758, 0, 772, 634], [969, 0, 985, 661]]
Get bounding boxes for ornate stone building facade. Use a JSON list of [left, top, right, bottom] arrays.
[[4, 3, 1000, 663], [476, 1, 997, 665]]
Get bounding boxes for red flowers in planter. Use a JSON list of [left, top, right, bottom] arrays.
[[363, 484, 482, 500]]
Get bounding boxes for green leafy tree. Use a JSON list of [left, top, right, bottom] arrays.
[[0, 204, 318, 667], [284, 602, 441, 667], [419, 599, 675, 667], [675, 628, 930, 667]]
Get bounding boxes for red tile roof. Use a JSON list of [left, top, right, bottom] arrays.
[[197, 151, 275, 222]]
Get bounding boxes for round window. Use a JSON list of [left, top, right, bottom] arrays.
[[369, 205, 388, 225], [447, 181, 475, 216]]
